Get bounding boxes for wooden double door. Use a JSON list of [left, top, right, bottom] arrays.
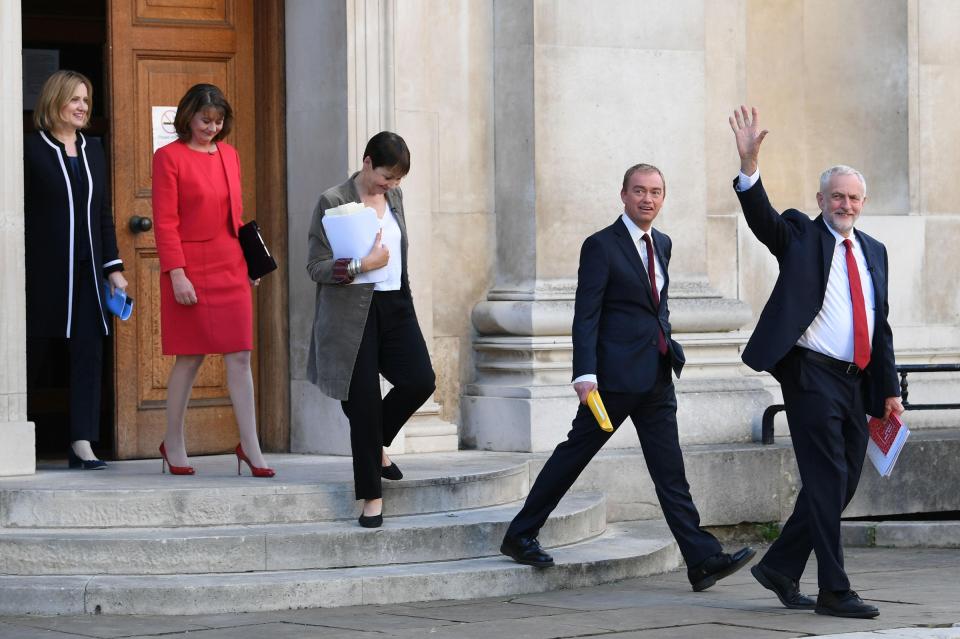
[[108, 0, 287, 458]]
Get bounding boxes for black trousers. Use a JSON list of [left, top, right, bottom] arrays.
[[341, 290, 435, 500], [27, 265, 105, 443], [760, 348, 869, 592], [505, 357, 722, 568]]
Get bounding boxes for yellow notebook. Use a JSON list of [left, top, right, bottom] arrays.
[[587, 389, 613, 432]]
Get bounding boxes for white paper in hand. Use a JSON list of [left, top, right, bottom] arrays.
[[324, 202, 366, 217], [321, 204, 388, 284]]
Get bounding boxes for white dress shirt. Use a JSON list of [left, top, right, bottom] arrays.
[[573, 212, 664, 386], [737, 169, 875, 363]]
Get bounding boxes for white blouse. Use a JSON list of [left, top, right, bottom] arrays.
[[374, 202, 403, 291]]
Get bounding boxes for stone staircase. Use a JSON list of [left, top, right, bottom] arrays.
[[0, 451, 681, 615]]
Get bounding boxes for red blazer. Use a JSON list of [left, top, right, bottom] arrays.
[[152, 139, 244, 273]]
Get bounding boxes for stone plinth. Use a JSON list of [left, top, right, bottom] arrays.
[[464, 279, 772, 452]]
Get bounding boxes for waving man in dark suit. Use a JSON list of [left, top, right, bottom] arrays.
[[500, 163, 755, 592], [730, 106, 903, 619]]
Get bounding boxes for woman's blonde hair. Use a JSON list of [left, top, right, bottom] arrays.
[[33, 70, 93, 132]]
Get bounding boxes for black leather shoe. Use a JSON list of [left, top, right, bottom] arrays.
[[751, 563, 815, 609], [500, 534, 554, 567], [67, 449, 108, 470], [381, 462, 403, 481], [688, 546, 756, 592], [815, 589, 879, 618], [358, 513, 383, 528]]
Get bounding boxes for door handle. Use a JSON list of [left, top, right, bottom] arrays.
[[129, 216, 153, 233]]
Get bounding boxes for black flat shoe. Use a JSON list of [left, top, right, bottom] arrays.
[[815, 589, 879, 618], [67, 449, 108, 470], [751, 563, 816, 609], [381, 462, 403, 480], [500, 534, 554, 567], [688, 546, 756, 592], [358, 513, 383, 528]]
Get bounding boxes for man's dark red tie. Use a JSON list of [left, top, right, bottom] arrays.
[[642, 233, 668, 356], [843, 238, 870, 370]]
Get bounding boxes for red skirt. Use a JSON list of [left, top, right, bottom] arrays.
[[160, 231, 252, 355]]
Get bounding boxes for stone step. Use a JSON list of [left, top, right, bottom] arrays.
[[842, 520, 960, 548], [0, 493, 605, 575], [0, 452, 530, 528], [0, 520, 680, 616]]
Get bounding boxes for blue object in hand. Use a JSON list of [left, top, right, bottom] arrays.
[[102, 281, 134, 320]]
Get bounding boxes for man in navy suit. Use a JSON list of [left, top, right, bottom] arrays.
[[730, 106, 903, 618], [500, 164, 755, 592]]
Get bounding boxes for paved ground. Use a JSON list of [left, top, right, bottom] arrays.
[[0, 546, 957, 639]]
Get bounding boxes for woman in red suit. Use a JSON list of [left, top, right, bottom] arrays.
[[152, 84, 274, 477]]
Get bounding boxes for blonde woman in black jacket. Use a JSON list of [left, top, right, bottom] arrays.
[[23, 70, 126, 469]]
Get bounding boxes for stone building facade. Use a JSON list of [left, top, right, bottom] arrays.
[[2, 0, 958, 475]]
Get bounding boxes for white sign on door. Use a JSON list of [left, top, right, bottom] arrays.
[[152, 106, 178, 153]]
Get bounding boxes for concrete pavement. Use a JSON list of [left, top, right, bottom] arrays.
[[1, 546, 957, 638]]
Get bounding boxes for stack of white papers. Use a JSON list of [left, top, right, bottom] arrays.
[[866, 413, 910, 477], [321, 203, 387, 284]]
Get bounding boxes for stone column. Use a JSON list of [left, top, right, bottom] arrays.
[[462, 0, 770, 452], [0, 0, 36, 476]]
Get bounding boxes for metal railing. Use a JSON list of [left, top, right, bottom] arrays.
[[760, 363, 960, 444]]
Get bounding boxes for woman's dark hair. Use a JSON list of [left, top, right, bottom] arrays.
[[173, 83, 233, 142], [363, 131, 410, 176]]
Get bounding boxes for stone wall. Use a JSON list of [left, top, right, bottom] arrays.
[[286, 0, 959, 454], [3, 1, 955, 475], [392, 0, 495, 427], [727, 0, 960, 437], [732, 0, 959, 352]]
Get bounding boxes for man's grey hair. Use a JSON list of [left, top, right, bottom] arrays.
[[819, 165, 867, 196]]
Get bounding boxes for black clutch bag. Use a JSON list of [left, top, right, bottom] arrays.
[[238, 220, 278, 280]]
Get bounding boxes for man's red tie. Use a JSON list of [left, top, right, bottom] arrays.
[[642, 233, 668, 356], [843, 238, 870, 370]]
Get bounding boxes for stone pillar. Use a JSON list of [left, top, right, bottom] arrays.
[[286, 0, 351, 456], [0, 0, 36, 476], [462, 0, 770, 452]]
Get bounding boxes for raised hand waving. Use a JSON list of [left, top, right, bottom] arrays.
[[729, 105, 768, 176]]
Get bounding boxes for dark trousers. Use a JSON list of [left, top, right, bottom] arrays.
[[505, 357, 722, 568], [760, 348, 868, 592], [341, 290, 435, 500], [27, 264, 106, 444]]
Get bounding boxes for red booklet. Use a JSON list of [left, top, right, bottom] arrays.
[[866, 413, 910, 477], [868, 413, 903, 455]]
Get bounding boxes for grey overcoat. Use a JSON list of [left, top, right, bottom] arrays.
[[305, 173, 410, 400]]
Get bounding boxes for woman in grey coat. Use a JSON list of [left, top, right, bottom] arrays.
[[306, 132, 435, 528]]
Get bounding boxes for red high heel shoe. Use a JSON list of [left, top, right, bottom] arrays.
[[235, 443, 275, 478], [159, 442, 195, 475]]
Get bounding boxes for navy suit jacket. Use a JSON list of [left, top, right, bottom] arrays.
[[572, 217, 685, 394], [735, 177, 900, 418]]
